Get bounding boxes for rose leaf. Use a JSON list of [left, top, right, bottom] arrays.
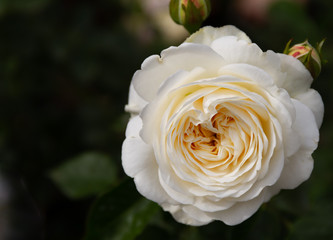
[[84, 179, 160, 240], [49, 152, 117, 199]]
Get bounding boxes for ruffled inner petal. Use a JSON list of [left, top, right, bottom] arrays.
[[149, 77, 286, 202]]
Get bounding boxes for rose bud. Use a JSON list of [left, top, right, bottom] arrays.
[[169, 0, 211, 33], [284, 39, 325, 79]]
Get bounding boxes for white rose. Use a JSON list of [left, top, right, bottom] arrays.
[[122, 25, 324, 226]]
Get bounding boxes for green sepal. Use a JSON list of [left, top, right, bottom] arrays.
[[283, 39, 293, 54], [183, 0, 203, 33]]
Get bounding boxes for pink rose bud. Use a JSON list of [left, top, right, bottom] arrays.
[[169, 0, 211, 33], [284, 39, 325, 79]]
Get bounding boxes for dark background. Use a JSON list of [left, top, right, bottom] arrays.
[[0, 0, 332, 239]]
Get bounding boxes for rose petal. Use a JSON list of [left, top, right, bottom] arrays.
[[206, 190, 267, 225], [122, 119, 173, 204], [122, 136, 153, 178], [125, 115, 142, 138], [185, 25, 252, 46], [294, 89, 324, 127], [275, 100, 318, 189], [134, 165, 174, 204], [122, 136, 172, 204], [291, 99, 319, 152], [276, 54, 313, 97], [218, 63, 275, 87], [132, 43, 226, 102], [162, 204, 211, 226], [125, 84, 148, 117], [277, 150, 314, 190]]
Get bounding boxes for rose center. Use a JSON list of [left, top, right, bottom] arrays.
[[183, 111, 236, 162]]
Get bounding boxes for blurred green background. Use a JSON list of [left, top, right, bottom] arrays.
[[0, 0, 332, 239]]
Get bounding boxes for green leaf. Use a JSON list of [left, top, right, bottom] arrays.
[[50, 152, 117, 199], [84, 179, 159, 240]]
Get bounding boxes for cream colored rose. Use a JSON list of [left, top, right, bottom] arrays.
[[122, 25, 324, 226]]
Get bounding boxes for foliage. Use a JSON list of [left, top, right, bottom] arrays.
[[84, 179, 159, 240], [0, 0, 333, 239], [50, 152, 117, 199]]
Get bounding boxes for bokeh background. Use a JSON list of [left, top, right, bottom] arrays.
[[0, 0, 332, 239]]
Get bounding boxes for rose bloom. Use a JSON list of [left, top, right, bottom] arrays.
[[122, 26, 324, 226]]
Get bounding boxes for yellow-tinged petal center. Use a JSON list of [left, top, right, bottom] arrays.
[[161, 82, 276, 187]]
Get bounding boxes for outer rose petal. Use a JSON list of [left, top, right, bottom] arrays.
[[276, 54, 313, 97], [291, 100, 319, 153], [122, 116, 172, 204], [206, 190, 267, 226], [185, 25, 252, 45], [277, 151, 314, 190], [162, 204, 212, 226], [211, 37, 284, 83], [125, 84, 148, 117], [122, 116, 153, 177], [275, 100, 319, 189], [166, 186, 278, 226], [294, 89, 324, 127], [132, 44, 225, 102]]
